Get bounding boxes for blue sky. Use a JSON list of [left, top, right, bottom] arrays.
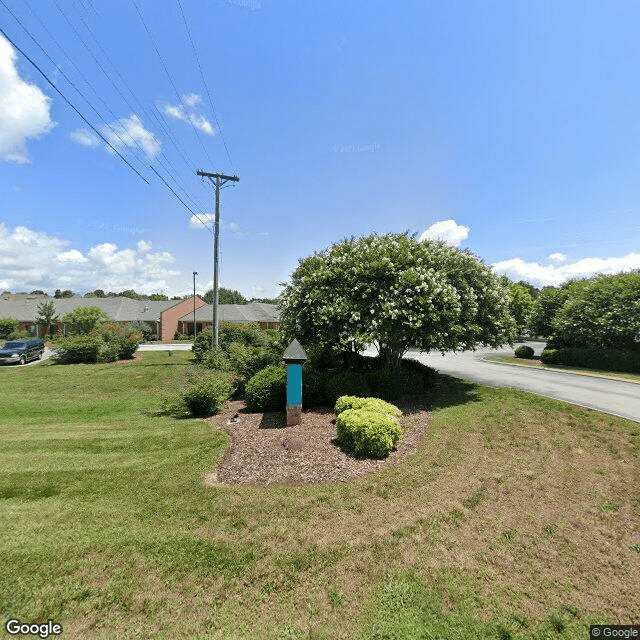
[[1, 0, 639, 298]]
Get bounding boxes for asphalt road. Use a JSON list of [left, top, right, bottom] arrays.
[[365, 341, 640, 423]]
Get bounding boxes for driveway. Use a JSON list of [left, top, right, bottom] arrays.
[[365, 342, 640, 423], [137, 343, 194, 351], [0, 348, 55, 368]]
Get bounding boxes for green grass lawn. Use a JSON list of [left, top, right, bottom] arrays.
[[1, 352, 639, 639], [486, 355, 640, 383]]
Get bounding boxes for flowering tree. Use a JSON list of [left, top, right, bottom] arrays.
[[279, 233, 516, 370]]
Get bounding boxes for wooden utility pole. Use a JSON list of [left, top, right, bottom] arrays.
[[196, 170, 239, 348], [192, 271, 198, 337]]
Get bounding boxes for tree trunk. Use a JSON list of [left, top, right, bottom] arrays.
[[379, 343, 405, 371]]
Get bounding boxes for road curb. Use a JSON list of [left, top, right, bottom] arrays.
[[481, 357, 640, 386]]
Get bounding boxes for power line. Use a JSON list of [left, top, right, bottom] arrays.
[[130, 0, 215, 168], [1, 3, 214, 229], [69, 1, 205, 191], [9, 0, 154, 177], [30, 0, 210, 217], [0, 23, 149, 183], [176, 0, 236, 174]]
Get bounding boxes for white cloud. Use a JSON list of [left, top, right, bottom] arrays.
[[101, 114, 160, 159], [70, 128, 100, 147], [0, 223, 180, 294], [0, 35, 55, 163], [161, 94, 215, 136], [492, 253, 640, 287], [56, 249, 88, 263], [182, 93, 201, 107], [548, 252, 567, 263], [419, 219, 470, 247], [188, 113, 214, 135], [189, 213, 215, 229]]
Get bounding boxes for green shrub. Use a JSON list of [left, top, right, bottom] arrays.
[[0, 318, 20, 339], [7, 330, 30, 340], [227, 341, 280, 379], [181, 372, 233, 417], [514, 345, 535, 359], [245, 365, 287, 412], [128, 320, 156, 342], [540, 347, 640, 373], [53, 335, 103, 364], [335, 409, 402, 458], [219, 321, 270, 349], [334, 396, 401, 418], [99, 340, 121, 363], [402, 358, 439, 387], [199, 346, 231, 371], [96, 323, 142, 361], [323, 371, 371, 404], [301, 365, 329, 408], [366, 368, 423, 401]]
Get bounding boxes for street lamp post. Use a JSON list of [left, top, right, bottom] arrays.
[[193, 271, 198, 338]]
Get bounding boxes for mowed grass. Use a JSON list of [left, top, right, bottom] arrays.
[[486, 355, 640, 383], [1, 353, 639, 639]]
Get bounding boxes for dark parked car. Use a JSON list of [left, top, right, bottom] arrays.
[[0, 338, 45, 365]]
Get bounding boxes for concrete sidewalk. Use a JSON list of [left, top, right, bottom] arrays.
[[137, 343, 194, 351]]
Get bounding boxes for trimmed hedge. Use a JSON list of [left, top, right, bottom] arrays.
[[335, 408, 402, 459], [245, 365, 287, 412], [334, 396, 402, 418], [514, 345, 535, 359], [540, 347, 640, 373], [334, 395, 403, 459]]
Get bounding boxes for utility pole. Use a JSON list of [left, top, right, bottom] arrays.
[[192, 271, 198, 338], [196, 170, 239, 348]]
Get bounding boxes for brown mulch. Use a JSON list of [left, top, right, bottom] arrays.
[[204, 399, 432, 485]]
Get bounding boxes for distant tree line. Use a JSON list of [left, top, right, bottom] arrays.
[[2, 287, 280, 305]]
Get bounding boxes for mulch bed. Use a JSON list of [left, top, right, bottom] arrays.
[[204, 399, 432, 485]]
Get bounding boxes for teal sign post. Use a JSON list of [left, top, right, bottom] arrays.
[[283, 339, 307, 426]]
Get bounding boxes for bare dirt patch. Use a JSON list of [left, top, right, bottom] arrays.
[[205, 399, 431, 485]]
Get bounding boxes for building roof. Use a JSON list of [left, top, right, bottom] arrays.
[[181, 301, 280, 324], [0, 297, 180, 323]]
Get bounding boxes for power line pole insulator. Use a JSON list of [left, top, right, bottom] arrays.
[[196, 170, 240, 349]]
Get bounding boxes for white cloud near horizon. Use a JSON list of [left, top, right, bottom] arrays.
[[548, 252, 567, 263], [492, 253, 640, 287], [0, 35, 55, 163], [0, 223, 180, 295], [419, 219, 470, 247], [161, 93, 215, 136], [100, 114, 160, 159]]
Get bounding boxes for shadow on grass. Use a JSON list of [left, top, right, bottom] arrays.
[[398, 375, 483, 414]]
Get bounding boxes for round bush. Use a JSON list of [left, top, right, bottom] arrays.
[[245, 365, 287, 412], [53, 335, 103, 364], [514, 345, 535, 359], [182, 373, 232, 417], [334, 396, 401, 418], [335, 408, 402, 459]]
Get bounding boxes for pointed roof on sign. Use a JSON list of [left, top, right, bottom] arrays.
[[282, 338, 307, 363]]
